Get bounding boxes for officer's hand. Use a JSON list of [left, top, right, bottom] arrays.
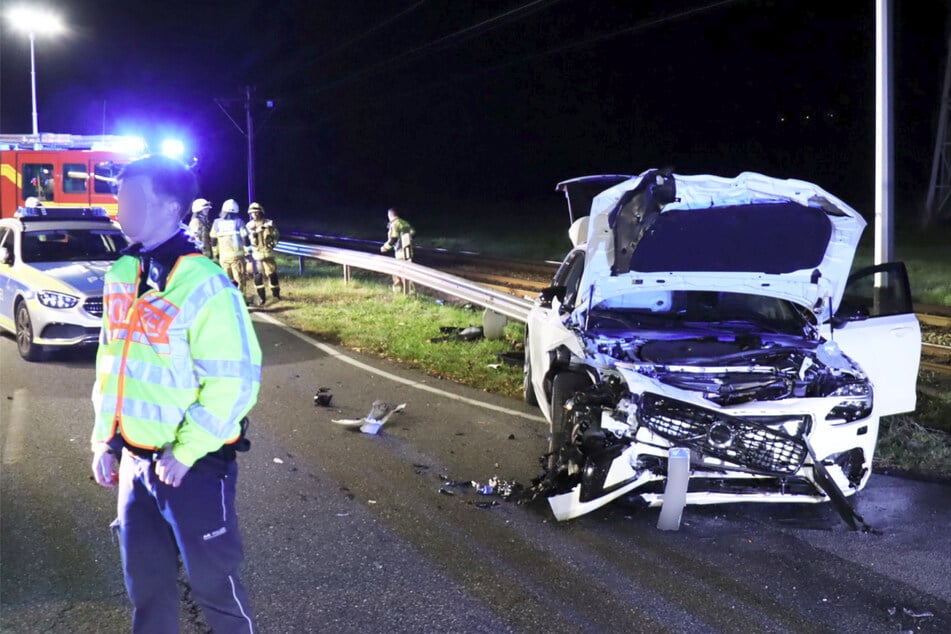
[[92, 446, 118, 488], [155, 446, 190, 487]]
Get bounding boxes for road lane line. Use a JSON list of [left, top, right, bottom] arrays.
[[254, 312, 547, 423], [2, 388, 28, 465]]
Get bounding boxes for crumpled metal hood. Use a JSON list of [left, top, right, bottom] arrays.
[[574, 170, 867, 319]]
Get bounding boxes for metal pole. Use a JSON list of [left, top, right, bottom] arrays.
[[874, 0, 894, 272], [245, 85, 255, 204], [29, 31, 38, 137]]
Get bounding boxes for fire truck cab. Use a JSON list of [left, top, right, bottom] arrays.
[[0, 133, 142, 218]]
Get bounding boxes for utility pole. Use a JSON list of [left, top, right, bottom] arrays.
[[216, 86, 276, 205], [245, 85, 255, 203]]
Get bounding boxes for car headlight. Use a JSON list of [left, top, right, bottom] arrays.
[[37, 290, 80, 309], [825, 381, 873, 423]]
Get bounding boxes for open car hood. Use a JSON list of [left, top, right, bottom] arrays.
[[570, 170, 867, 320]]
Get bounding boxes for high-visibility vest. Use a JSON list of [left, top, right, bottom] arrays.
[[91, 254, 262, 466]]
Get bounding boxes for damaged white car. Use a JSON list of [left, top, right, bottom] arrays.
[[524, 170, 920, 528]]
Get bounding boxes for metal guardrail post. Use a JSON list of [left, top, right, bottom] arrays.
[[298, 256, 305, 276], [343, 264, 350, 285]]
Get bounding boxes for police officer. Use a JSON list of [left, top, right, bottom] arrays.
[[380, 207, 415, 293], [246, 202, 281, 305], [210, 199, 250, 293], [90, 155, 261, 633], [187, 198, 215, 258]]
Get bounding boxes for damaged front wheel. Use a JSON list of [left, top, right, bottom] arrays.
[[548, 372, 591, 472]]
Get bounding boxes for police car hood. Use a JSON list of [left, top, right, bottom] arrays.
[[29, 261, 112, 295], [573, 170, 867, 320]]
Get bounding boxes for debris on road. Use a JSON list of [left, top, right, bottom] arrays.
[[314, 387, 333, 406], [332, 401, 406, 434], [273, 457, 284, 464]]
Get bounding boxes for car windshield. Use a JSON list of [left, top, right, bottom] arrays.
[[589, 291, 810, 335], [21, 229, 128, 263]]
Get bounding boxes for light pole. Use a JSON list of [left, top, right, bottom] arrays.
[[7, 7, 64, 137]]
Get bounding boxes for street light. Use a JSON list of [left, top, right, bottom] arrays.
[[7, 6, 64, 137]]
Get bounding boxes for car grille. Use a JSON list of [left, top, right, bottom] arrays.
[[637, 393, 808, 475], [83, 297, 103, 318]]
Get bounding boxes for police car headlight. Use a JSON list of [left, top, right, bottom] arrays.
[[825, 381, 873, 423], [38, 290, 80, 309]]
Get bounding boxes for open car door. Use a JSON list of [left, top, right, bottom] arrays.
[[829, 262, 920, 416]]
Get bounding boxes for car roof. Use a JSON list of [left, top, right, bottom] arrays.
[[1, 217, 121, 231]]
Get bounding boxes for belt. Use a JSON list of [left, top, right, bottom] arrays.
[[123, 444, 158, 460]]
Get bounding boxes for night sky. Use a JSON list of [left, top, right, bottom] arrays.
[[1, 0, 948, 232]]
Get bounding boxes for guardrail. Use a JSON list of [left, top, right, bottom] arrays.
[[274, 240, 534, 324]]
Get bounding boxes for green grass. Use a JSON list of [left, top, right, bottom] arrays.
[[854, 225, 951, 307], [274, 259, 526, 398]]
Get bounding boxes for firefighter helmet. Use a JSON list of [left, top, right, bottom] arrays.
[[192, 198, 212, 213], [24, 197, 43, 208], [248, 202, 265, 216], [221, 199, 240, 217]]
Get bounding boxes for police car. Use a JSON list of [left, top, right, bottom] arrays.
[[0, 205, 128, 361]]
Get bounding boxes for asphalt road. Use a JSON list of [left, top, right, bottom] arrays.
[[1, 310, 949, 633]]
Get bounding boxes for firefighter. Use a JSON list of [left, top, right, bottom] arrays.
[[246, 202, 281, 305], [90, 155, 260, 633], [187, 198, 215, 258], [210, 199, 250, 294], [379, 207, 415, 293]]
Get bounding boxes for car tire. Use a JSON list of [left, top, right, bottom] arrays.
[[548, 372, 591, 470], [523, 330, 538, 406], [15, 301, 48, 362]]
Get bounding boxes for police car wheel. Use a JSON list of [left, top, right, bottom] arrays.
[[15, 301, 48, 362]]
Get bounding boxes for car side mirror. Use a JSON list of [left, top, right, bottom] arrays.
[[0, 246, 12, 266], [537, 285, 566, 308]]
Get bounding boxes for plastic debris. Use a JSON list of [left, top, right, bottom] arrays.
[[332, 401, 406, 434], [902, 608, 934, 619], [657, 447, 689, 531], [314, 387, 333, 406], [477, 484, 494, 495], [273, 457, 284, 464], [429, 325, 484, 343], [486, 363, 502, 370], [438, 487, 456, 496]]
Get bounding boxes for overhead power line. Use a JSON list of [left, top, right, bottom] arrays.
[[290, 0, 563, 99], [298, 0, 741, 125]]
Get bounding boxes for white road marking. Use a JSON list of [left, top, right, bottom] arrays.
[[2, 388, 28, 465], [254, 312, 546, 423]]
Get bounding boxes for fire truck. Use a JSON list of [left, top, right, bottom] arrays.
[[0, 133, 144, 218]]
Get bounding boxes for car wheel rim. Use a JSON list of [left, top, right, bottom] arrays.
[[16, 308, 33, 352]]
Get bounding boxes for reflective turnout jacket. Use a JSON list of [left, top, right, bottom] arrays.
[[210, 216, 248, 260], [91, 233, 262, 467]]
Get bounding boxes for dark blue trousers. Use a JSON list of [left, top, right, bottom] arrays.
[[116, 449, 255, 633]]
